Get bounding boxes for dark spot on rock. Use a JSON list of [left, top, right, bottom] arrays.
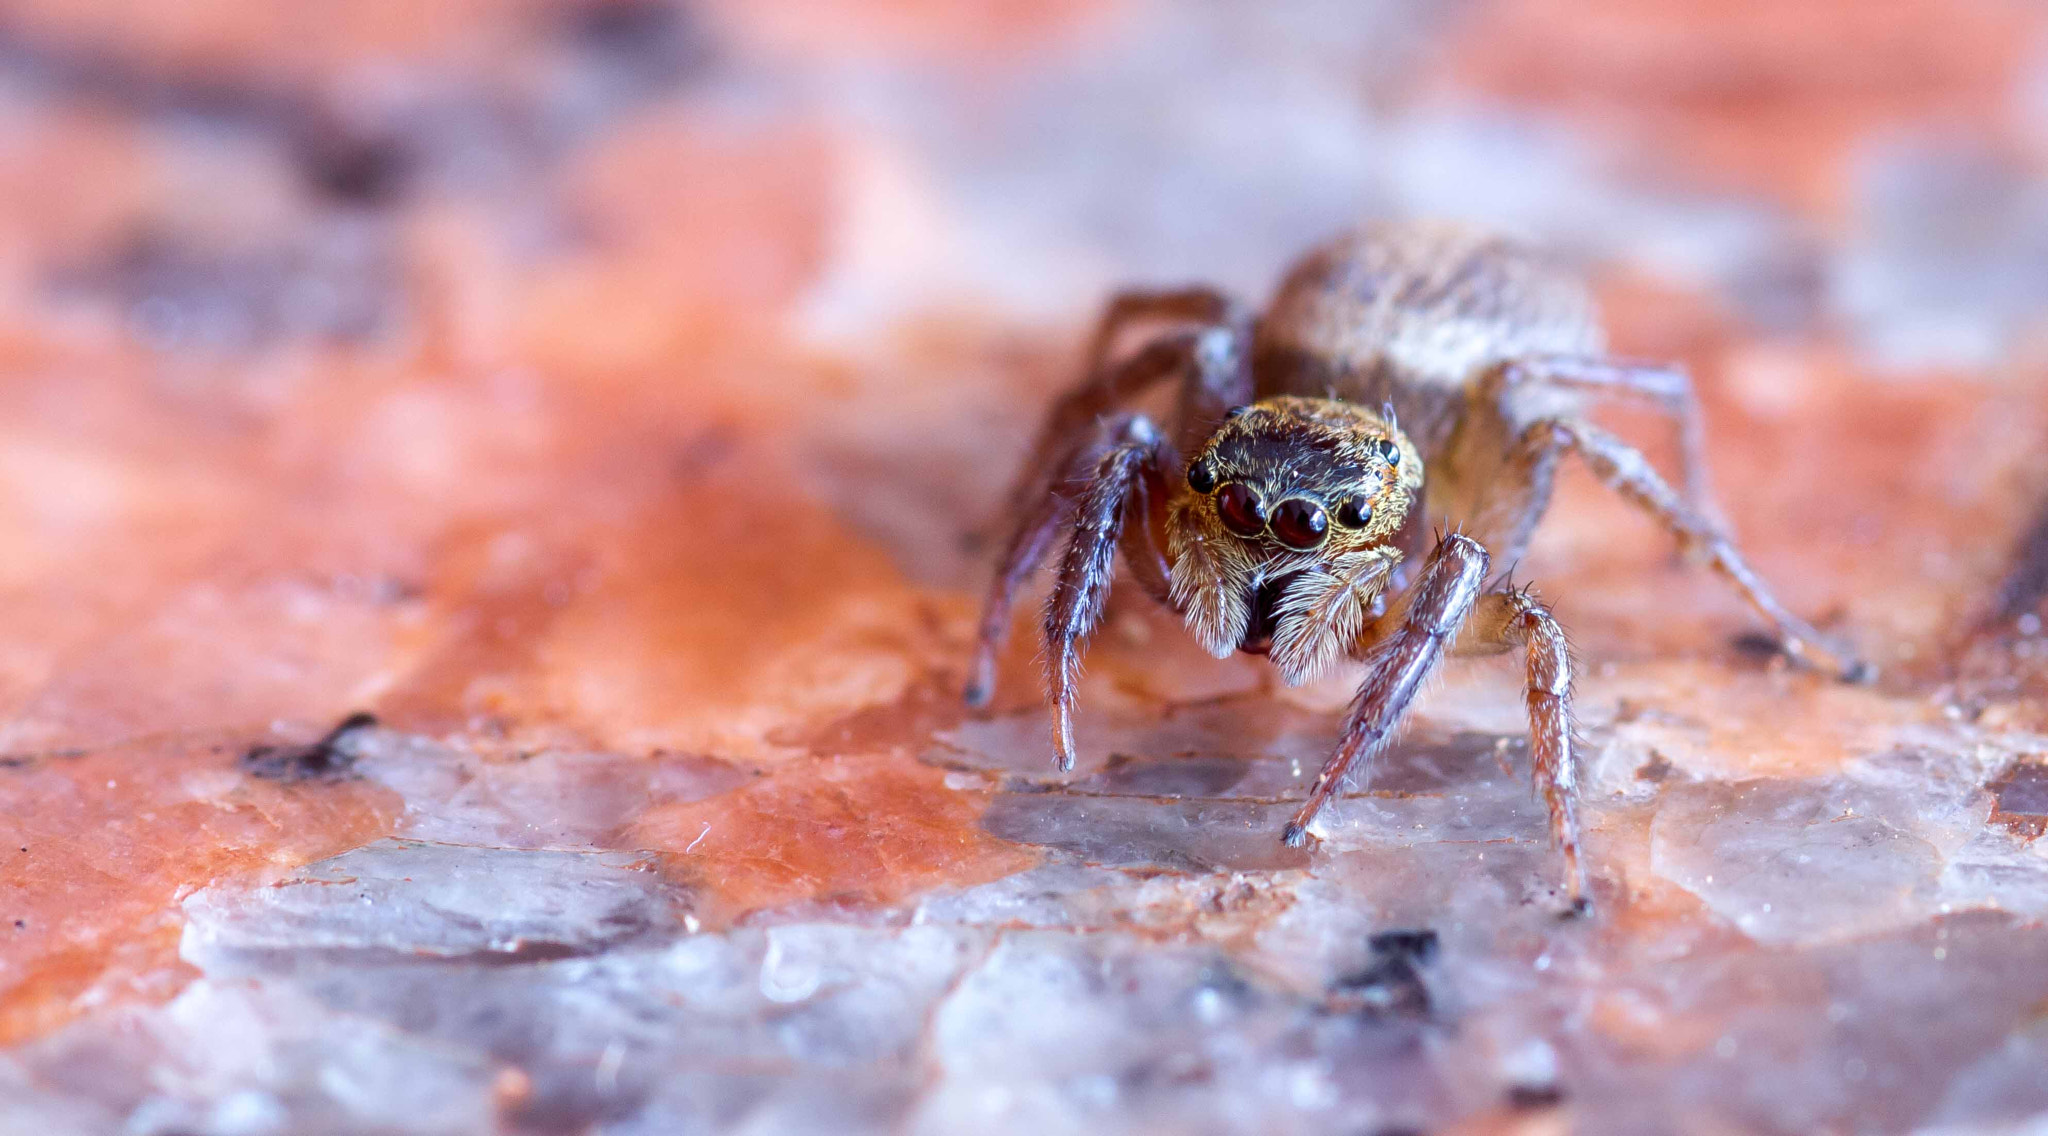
[[1988, 758, 2048, 840], [242, 712, 378, 782], [1729, 630, 1784, 661], [53, 227, 399, 352], [1085, 753, 1251, 798], [565, 0, 712, 91], [297, 124, 413, 205], [1367, 929, 1438, 963], [0, 747, 86, 770], [1982, 448, 2048, 631], [1329, 928, 1438, 1020], [1636, 751, 1676, 782], [1506, 1082, 1566, 1109]]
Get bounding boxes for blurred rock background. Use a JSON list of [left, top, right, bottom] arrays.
[[4, 1, 2048, 1133]]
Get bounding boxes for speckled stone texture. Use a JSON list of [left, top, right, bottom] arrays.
[[5, 2, 2048, 1134]]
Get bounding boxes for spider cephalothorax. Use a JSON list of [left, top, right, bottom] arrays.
[[966, 220, 1869, 911], [1168, 397, 1421, 682]]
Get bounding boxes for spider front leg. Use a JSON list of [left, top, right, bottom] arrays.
[[1455, 584, 1588, 908], [1283, 531, 1489, 846], [967, 318, 1251, 707], [1001, 288, 1245, 522], [1043, 415, 1177, 771], [1282, 535, 1591, 907]]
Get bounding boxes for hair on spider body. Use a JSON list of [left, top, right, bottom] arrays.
[[966, 219, 1872, 912]]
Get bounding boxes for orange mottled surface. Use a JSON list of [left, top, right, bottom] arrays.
[[0, 2, 2046, 1132], [0, 740, 399, 1043], [635, 752, 1035, 920], [1444, 0, 2048, 217]]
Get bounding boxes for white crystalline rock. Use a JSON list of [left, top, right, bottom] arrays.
[[9, 982, 496, 1136], [1650, 778, 1945, 944], [913, 863, 1137, 928], [1939, 828, 2048, 918], [349, 731, 748, 849], [181, 839, 684, 964], [1924, 1020, 2048, 1130]]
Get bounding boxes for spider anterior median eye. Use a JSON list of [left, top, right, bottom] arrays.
[[1216, 483, 1266, 537], [1271, 498, 1328, 549], [1337, 496, 1372, 528], [1187, 461, 1217, 494]]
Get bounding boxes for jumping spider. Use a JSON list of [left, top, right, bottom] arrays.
[[965, 220, 1869, 907]]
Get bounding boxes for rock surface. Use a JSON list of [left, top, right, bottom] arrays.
[[4, 1, 2048, 1133]]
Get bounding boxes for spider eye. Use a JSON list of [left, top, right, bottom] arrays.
[[1374, 438, 1401, 466], [1270, 498, 1328, 550], [1336, 496, 1372, 529], [1215, 483, 1266, 537], [1187, 461, 1217, 494]]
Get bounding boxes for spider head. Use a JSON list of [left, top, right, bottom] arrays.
[[1167, 396, 1420, 659]]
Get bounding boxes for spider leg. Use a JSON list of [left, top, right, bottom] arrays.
[[1454, 585, 1587, 908], [1003, 290, 1250, 521], [1044, 415, 1170, 771], [1079, 286, 1239, 381], [1520, 416, 1871, 681], [1117, 430, 1179, 608], [1493, 355, 1719, 521], [964, 446, 1089, 707], [1283, 531, 1490, 846], [968, 314, 1250, 706]]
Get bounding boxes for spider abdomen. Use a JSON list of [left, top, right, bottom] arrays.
[[1252, 220, 1604, 454]]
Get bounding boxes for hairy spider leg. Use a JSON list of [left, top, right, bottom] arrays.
[[965, 448, 1092, 707], [1282, 533, 1489, 846], [1002, 287, 1243, 521], [1456, 586, 1586, 907], [967, 315, 1253, 707], [1079, 286, 1239, 385], [1494, 355, 1720, 520], [1502, 416, 1871, 681], [1042, 415, 1175, 771], [1281, 532, 1590, 908]]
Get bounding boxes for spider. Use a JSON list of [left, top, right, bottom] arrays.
[[963, 220, 1870, 908]]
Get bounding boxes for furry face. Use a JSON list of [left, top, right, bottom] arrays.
[[1167, 395, 1422, 682]]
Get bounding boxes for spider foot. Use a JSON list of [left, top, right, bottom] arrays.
[[1787, 637, 1878, 685], [1050, 715, 1078, 773], [1734, 630, 1876, 684], [1787, 629, 1876, 684]]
